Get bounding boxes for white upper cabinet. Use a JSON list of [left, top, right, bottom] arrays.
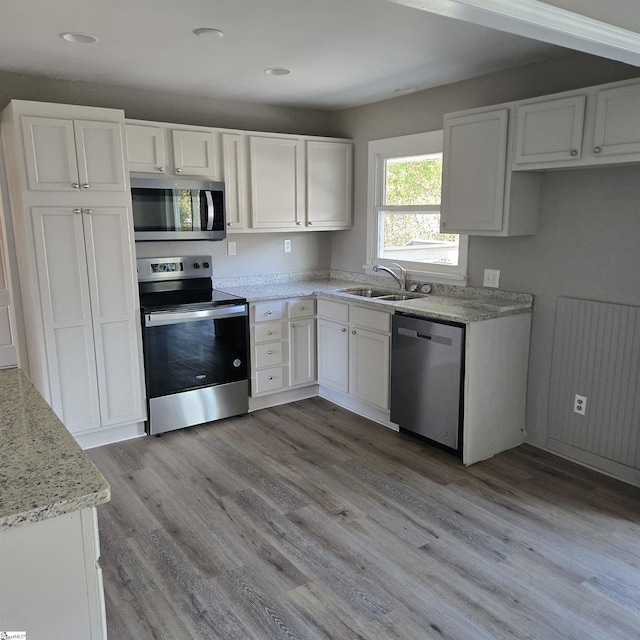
[[514, 95, 586, 166], [306, 140, 352, 229], [222, 132, 248, 230], [592, 82, 640, 158], [171, 129, 219, 177], [441, 105, 540, 236], [513, 79, 640, 170], [125, 123, 165, 173], [22, 116, 126, 192], [125, 121, 222, 179], [249, 135, 305, 229]]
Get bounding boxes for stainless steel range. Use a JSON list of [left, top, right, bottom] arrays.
[[137, 256, 248, 435]]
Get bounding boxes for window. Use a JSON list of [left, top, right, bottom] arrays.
[[367, 131, 468, 283]]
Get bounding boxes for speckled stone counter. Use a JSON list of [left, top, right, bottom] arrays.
[[0, 368, 110, 530], [217, 277, 533, 324]]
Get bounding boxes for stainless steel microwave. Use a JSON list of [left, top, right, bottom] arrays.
[[130, 177, 226, 241]]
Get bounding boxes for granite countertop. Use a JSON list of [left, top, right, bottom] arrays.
[[218, 278, 533, 323], [0, 368, 110, 531]]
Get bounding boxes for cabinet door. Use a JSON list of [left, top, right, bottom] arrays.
[[73, 120, 127, 192], [249, 136, 305, 229], [289, 318, 316, 387], [0, 225, 17, 368], [125, 124, 166, 173], [222, 133, 247, 230], [172, 129, 220, 178], [306, 140, 352, 228], [441, 108, 508, 233], [31, 207, 101, 432], [21, 116, 80, 191], [514, 95, 585, 166], [317, 318, 349, 393], [349, 327, 390, 410], [82, 207, 144, 427], [593, 83, 640, 158]]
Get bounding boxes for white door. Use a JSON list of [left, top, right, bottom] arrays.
[[73, 120, 127, 192], [593, 83, 640, 158], [441, 108, 509, 233], [306, 140, 352, 228], [222, 133, 247, 230], [125, 123, 166, 173], [82, 207, 144, 426], [288, 318, 316, 387], [514, 95, 586, 166], [31, 207, 102, 432], [0, 218, 17, 368], [249, 135, 304, 229], [21, 116, 79, 191], [349, 327, 390, 410], [172, 129, 220, 178], [317, 318, 349, 393]]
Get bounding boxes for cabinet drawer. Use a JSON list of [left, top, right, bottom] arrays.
[[351, 305, 391, 333], [253, 300, 285, 323], [317, 298, 349, 322], [288, 297, 315, 318], [253, 322, 283, 343], [255, 366, 285, 394], [254, 343, 284, 368]]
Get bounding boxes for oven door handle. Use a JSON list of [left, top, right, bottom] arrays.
[[145, 304, 247, 327]]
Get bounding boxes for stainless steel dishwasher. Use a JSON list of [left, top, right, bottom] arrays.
[[390, 313, 465, 454]]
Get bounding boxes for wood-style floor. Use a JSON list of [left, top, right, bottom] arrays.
[[88, 398, 640, 639]]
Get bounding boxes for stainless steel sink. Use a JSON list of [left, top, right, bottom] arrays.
[[339, 288, 393, 297], [376, 293, 426, 301]]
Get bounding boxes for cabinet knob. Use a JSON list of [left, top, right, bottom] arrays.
[[268, 351, 273, 355], [227, 222, 232, 227], [594, 146, 602, 154], [342, 328, 347, 332], [296, 221, 302, 226], [308, 222, 313, 226], [570, 149, 578, 156], [267, 331, 272, 336], [158, 167, 164, 172], [268, 376, 273, 380], [82, 184, 90, 189], [71, 183, 80, 189], [84, 209, 93, 214], [352, 330, 356, 335], [175, 167, 182, 172], [73, 208, 82, 214], [300, 306, 305, 311], [267, 310, 272, 315]]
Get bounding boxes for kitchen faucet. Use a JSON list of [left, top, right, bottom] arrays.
[[373, 263, 407, 291]]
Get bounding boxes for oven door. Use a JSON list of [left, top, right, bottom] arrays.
[[142, 304, 248, 434]]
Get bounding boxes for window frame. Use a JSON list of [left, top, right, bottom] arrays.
[[366, 131, 468, 284]]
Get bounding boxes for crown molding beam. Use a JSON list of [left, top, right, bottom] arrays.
[[389, 0, 640, 66]]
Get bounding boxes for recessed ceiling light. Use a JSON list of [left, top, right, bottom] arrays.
[[193, 28, 224, 39], [264, 67, 291, 76], [59, 32, 98, 44]]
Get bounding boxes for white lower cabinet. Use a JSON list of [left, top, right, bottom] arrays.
[[317, 298, 391, 412], [0, 508, 107, 640], [250, 297, 316, 397]]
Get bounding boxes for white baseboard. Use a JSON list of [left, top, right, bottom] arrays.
[[75, 421, 146, 450], [249, 385, 319, 411], [318, 387, 398, 431]]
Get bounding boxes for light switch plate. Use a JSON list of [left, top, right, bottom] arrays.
[[483, 268, 500, 288], [284, 239, 291, 253]]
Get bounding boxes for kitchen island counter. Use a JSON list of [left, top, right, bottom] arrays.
[[0, 368, 110, 531]]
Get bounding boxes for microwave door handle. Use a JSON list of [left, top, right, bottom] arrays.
[[205, 191, 214, 231]]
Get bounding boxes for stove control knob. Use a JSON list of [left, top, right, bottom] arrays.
[[203, 261, 210, 269], [193, 262, 201, 269], [233, 359, 242, 368]]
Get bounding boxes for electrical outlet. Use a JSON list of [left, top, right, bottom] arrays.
[[574, 394, 587, 416], [483, 268, 500, 288], [284, 239, 291, 253], [227, 241, 236, 256]]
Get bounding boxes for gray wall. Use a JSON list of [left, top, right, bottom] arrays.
[[331, 51, 640, 449], [0, 69, 335, 278]]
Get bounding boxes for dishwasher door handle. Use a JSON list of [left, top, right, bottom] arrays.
[[397, 326, 453, 346]]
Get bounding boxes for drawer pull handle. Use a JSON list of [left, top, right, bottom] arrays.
[[268, 351, 273, 355], [268, 376, 273, 380], [267, 331, 272, 336], [342, 328, 347, 332], [291, 323, 295, 328], [82, 183, 90, 189], [352, 330, 356, 335], [267, 311, 272, 315], [594, 146, 602, 154], [300, 306, 305, 310], [570, 149, 578, 156]]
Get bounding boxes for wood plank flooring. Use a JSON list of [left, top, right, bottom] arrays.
[[88, 398, 640, 639]]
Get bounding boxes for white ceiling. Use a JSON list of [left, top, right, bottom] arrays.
[[0, 0, 638, 111]]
